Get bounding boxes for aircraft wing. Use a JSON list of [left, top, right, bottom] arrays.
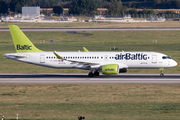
[[53, 52, 100, 65], [53, 52, 128, 69]]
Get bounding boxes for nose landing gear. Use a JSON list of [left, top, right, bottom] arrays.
[[159, 68, 165, 77], [160, 71, 164, 76]]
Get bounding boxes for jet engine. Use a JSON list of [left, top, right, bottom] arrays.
[[101, 64, 119, 74]]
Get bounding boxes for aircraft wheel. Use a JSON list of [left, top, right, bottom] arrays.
[[88, 72, 94, 77], [94, 71, 99, 76], [160, 73, 164, 77]]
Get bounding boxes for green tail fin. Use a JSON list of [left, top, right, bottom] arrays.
[[9, 25, 43, 53]]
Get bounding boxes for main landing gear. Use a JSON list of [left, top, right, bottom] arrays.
[[88, 72, 94, 77], [94, 71, 99, 76], [88, 71, 100, 77]]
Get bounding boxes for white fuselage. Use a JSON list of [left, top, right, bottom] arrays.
[[5, 51, 177, 70]]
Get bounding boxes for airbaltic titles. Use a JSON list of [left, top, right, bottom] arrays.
[[115, 53, 148, 60]]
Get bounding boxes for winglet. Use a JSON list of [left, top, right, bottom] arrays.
[[83, 47, 89, 52], [53, 52, 64, 59]]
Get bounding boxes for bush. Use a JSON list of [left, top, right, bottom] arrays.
[[53, 5, 63, 15]]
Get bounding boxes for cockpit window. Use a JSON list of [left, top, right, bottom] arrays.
[[162, 56, 171, 59]]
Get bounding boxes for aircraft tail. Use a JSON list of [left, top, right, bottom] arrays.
[[9, 25, 43, 53]]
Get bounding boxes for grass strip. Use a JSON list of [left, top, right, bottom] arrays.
[[1, 21, 180, 28], [0, 84, 180, 120]]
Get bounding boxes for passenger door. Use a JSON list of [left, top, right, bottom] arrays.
[[152, 55, 157, 63], [40, 54, 45, 63]]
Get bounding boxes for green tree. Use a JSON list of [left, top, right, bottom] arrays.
[[153, 0, 161, 5], [175, 0, 180, 9], [142, 9, 148, 14], [53, 5, 63, 14], [128, 8, 137, 14], [69, 0, 97, 14], [148, 9, 156, 15], [107, 0, 122, 15], [119, 6, 127, 14], [95, 0, 103, 7], [10, 0, 32, 13], [117, 0, 122, 7], [15, 2, 21, 13], [0, 0, 8, 14], [127, 2, 132, 8]]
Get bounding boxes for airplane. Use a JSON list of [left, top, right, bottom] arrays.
[[4, 25, 177, 77]]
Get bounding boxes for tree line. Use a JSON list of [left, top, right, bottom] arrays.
[[0, 0, 180, 15]]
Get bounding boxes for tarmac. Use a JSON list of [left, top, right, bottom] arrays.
[[0, 73, 180, 84], [1, 27, 180, 32]]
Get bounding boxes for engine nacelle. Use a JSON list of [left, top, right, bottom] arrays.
[[102, 64, 119, 74], [119, 68, 128, 73]]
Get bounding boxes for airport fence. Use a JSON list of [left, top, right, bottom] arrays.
[[1, 13, 180, 21], [62, 13, 180, 20]]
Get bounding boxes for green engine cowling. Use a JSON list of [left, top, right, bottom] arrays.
[[102, 64, 119, 74]]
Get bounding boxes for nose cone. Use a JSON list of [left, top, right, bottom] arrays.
[[171, 60, 178, 67]]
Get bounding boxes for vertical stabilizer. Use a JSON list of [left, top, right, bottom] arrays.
[[9, 25, 43, 52]]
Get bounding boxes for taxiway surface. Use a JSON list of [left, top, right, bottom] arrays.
[[0, 73, 180, 84], [1, 27, 180, 32]]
